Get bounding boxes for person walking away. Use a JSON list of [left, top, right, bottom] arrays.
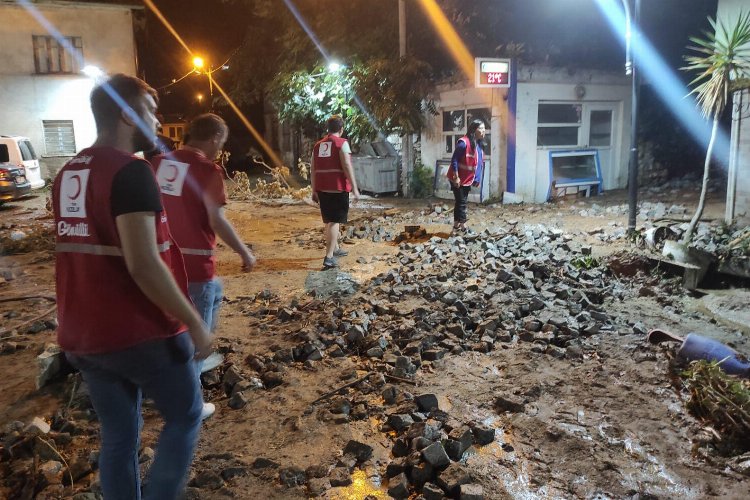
[[310, 114, 360, 269], [153, 113, 256, 406], [52, 74, 211, 500], [447, 119, 486, 234]]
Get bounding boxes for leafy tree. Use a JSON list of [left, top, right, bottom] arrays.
[[681, 11, 750, 243]]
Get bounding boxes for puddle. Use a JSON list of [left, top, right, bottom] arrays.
[[329, 469, 388, 499]]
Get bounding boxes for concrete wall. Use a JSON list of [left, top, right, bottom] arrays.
[[0, 2, 138, 178], [718, 0, 750, 224]]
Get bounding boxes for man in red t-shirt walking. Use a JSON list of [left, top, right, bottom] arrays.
[[153, 114, 255, 401], [311, 115, 360, 269]]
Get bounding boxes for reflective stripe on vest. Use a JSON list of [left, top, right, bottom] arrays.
[[56, 241, 172, 256], [180, 248, 214, 256]]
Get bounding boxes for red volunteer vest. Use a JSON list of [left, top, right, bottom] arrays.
[[313, 134, 352, 192], [447, 135, 478, 186], [153, 148, 226, 282], [53, 147, 188, 355]]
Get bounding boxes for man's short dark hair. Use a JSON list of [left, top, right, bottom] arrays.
[[326, 115, 344, 134], [187, 113, 228, 142], [90, 74, 157, 133]]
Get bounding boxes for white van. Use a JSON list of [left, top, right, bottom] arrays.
[[0, 136, 45, 189]]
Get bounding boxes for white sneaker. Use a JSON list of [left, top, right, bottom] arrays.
[[200, 402, 216, 421]]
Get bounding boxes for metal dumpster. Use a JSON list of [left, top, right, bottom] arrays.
[[352, 140, 399, 195]]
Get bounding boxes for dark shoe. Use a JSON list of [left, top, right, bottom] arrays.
[[333, 248, 348, 257], [323, 257, 338, 269]]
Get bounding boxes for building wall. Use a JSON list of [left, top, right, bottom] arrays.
[[0, 2, 138, 178], [421, 79, 507, 202], [515, 66, 631, 202], [718, 0, 750, 223], [421, 65, 631, 203]]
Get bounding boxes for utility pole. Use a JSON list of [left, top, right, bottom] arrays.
[[625, 0, 641, 234], [399, 0, 413, 197]]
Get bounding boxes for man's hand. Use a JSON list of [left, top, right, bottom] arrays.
[[352, 189, 360, 205], [311, 191, 319, 204], [472, 181, 480, 188], [189, 320, 212, 360], [241, 250, 257, 272]]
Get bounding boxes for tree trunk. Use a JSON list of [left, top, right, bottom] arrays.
[[682, 116, 719, 245]]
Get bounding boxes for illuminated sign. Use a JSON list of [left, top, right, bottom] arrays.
[[475, 58, 511, 88]]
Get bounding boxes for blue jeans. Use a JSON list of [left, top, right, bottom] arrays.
[[188, 278, 223, 376], [66, 333, 202, 500]]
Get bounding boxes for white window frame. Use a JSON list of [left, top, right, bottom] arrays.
[[441, 107, 491, 158], [536, 102, 582, 148]]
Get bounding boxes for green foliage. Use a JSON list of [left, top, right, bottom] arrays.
[[681, 359, 750, 453], [270, 58, 436, 143], [410, 159, 434, 199], [571, 256, 600, 270], [683, 11, 750, 119]]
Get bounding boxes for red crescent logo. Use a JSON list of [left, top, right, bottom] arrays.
[[165, 164, 179, 182], [68, 175, 82, 200]]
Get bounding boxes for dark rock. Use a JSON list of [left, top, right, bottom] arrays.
[[329, 396, 351, 415], [409, 461, 434, 488], [387, 413, 415, 431], [229, 391, 249, 409], [387, 472, 410, 499], [190, 470, 224, 490], [279, 466, 307, 488], [436, 463, 472, 496], [251, 457, 280, 469], [423, 482, 446, 500], [422, 349, 446, 361], [445, 426, 473, 460], [382, 385, 399, 404], [495, 394, 526, 413], [421, 442, 450, 468], [222, 366, 244, 392], [415, 393, 439, 412], [308, 477, 331, 496], [412, 437, 432, 451], [329, 467, 352, 486], [343, 440, 373, 463], [366, 347, 384, 358], [221, 466, 250, 480], [139, 447, 155, 463], [261, 371, 284, 389], [470, 424, 495, 445], [392, 438, 410, 457]]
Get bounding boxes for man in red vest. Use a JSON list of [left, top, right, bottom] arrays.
[[153, 113, 256, 396], [311, 115, 360, 269], [52, 74, 210, 500]]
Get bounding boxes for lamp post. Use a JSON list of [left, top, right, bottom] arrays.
[[399, 0, 413, 197], [192, 56, 215, 112], [625, 0, 641, 235]]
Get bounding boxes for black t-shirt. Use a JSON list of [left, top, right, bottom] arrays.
[[110, 160, 163, 217]]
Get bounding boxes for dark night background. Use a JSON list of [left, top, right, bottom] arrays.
[[139, 0, 720, 176]]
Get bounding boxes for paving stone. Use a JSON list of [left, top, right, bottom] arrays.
[[470, 423, 495, 445], [421, 441, 450, 468], [342, 440, 373, 463], [415, 393, 439, 412], [387, 413, 415, 431], [387, 472, 410, 499], [279, 466, 307, 488], [423, 482, 446, 500], [329, 466, 352, 486], [436, 463, 472, 496], [229, 391, 249, 409], [495, 394, 526, 413], [190, 470, 224, 490]]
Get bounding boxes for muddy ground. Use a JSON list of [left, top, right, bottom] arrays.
[[1, 185, 748, 499]]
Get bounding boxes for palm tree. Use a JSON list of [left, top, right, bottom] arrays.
[[681, 11, 750, 244]]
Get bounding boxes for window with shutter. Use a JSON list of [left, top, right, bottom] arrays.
[[43, 120, 77, 156]]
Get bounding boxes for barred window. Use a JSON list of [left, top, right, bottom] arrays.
[[33, 35, 83, 74]]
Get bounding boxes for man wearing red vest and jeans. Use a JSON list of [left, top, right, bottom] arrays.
[[153, 114, 256, 398], [53, 74, 211, 500], [311, 115, 360, 269]]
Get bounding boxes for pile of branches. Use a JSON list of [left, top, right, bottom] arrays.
[[682, 360, 750, 454], [227, 158, 311, 202]]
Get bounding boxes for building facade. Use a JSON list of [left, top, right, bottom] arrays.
[[421, 63, 631, 204], [718, 0, 750, 224], [0, 0, 142, 178]]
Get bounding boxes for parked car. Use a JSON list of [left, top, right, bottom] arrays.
[[0, 136, 45, 189], [0, 163, 31, 205]]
